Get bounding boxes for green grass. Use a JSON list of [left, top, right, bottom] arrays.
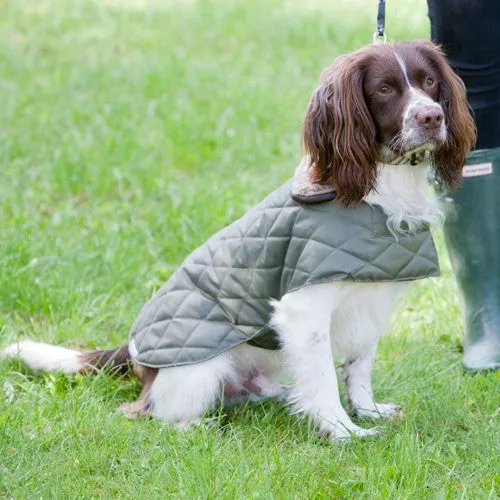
[[1, 0, 499, 498]]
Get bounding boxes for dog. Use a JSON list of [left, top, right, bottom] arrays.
[[3, 41, 476, 441]]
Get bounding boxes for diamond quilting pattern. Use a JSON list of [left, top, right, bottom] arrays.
[[129, 179, 440, 368]]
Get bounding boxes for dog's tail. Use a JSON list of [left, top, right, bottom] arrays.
[[2, 341, 131, 375]]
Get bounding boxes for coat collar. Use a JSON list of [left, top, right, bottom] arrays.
[[290, 157, 336, 204]]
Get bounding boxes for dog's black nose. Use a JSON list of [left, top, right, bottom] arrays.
[[416, 106, 444, 129]]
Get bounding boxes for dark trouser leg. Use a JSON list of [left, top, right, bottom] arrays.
[[428, 0, 500, 369]]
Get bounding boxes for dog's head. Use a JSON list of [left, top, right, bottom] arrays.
[[302, 40, 477, 205]]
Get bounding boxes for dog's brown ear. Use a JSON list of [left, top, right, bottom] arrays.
[[416, 42, 477, 189], [302, 55, 379, 205]]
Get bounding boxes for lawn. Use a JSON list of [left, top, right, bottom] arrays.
[[0, 0, 499, 498]]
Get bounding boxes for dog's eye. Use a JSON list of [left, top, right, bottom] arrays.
[[378, 85, 391, 94], [425, 76, 435, 86]]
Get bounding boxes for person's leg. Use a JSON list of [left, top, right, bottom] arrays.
[[428, 0, 500, 150], [428, 0, 500, 370]]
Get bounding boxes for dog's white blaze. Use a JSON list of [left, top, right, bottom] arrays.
[[395, 53, 412, 88]]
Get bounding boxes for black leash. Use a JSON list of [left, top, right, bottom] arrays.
[[373, 0, 387, 42]]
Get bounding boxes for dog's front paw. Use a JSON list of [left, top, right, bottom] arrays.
[[320, 423, 380, 442], [355, 403, 405, 420]]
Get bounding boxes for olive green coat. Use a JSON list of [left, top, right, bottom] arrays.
[[129, 160, 439, 368]]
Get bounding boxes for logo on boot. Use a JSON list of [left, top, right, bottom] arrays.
[[462, 162, 493, 178]]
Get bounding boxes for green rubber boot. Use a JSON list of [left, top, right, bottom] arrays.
[[442, 147, 500, 371]]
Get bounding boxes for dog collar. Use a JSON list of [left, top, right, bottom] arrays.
[[381, 148, 430, 167]]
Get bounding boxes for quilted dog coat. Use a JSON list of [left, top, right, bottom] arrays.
[[128, 159, 440, 368]]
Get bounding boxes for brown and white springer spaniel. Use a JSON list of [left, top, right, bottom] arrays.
[[3, 41, 476, 441]]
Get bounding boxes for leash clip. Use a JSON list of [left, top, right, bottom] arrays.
[[373, 30, 387, 43]]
